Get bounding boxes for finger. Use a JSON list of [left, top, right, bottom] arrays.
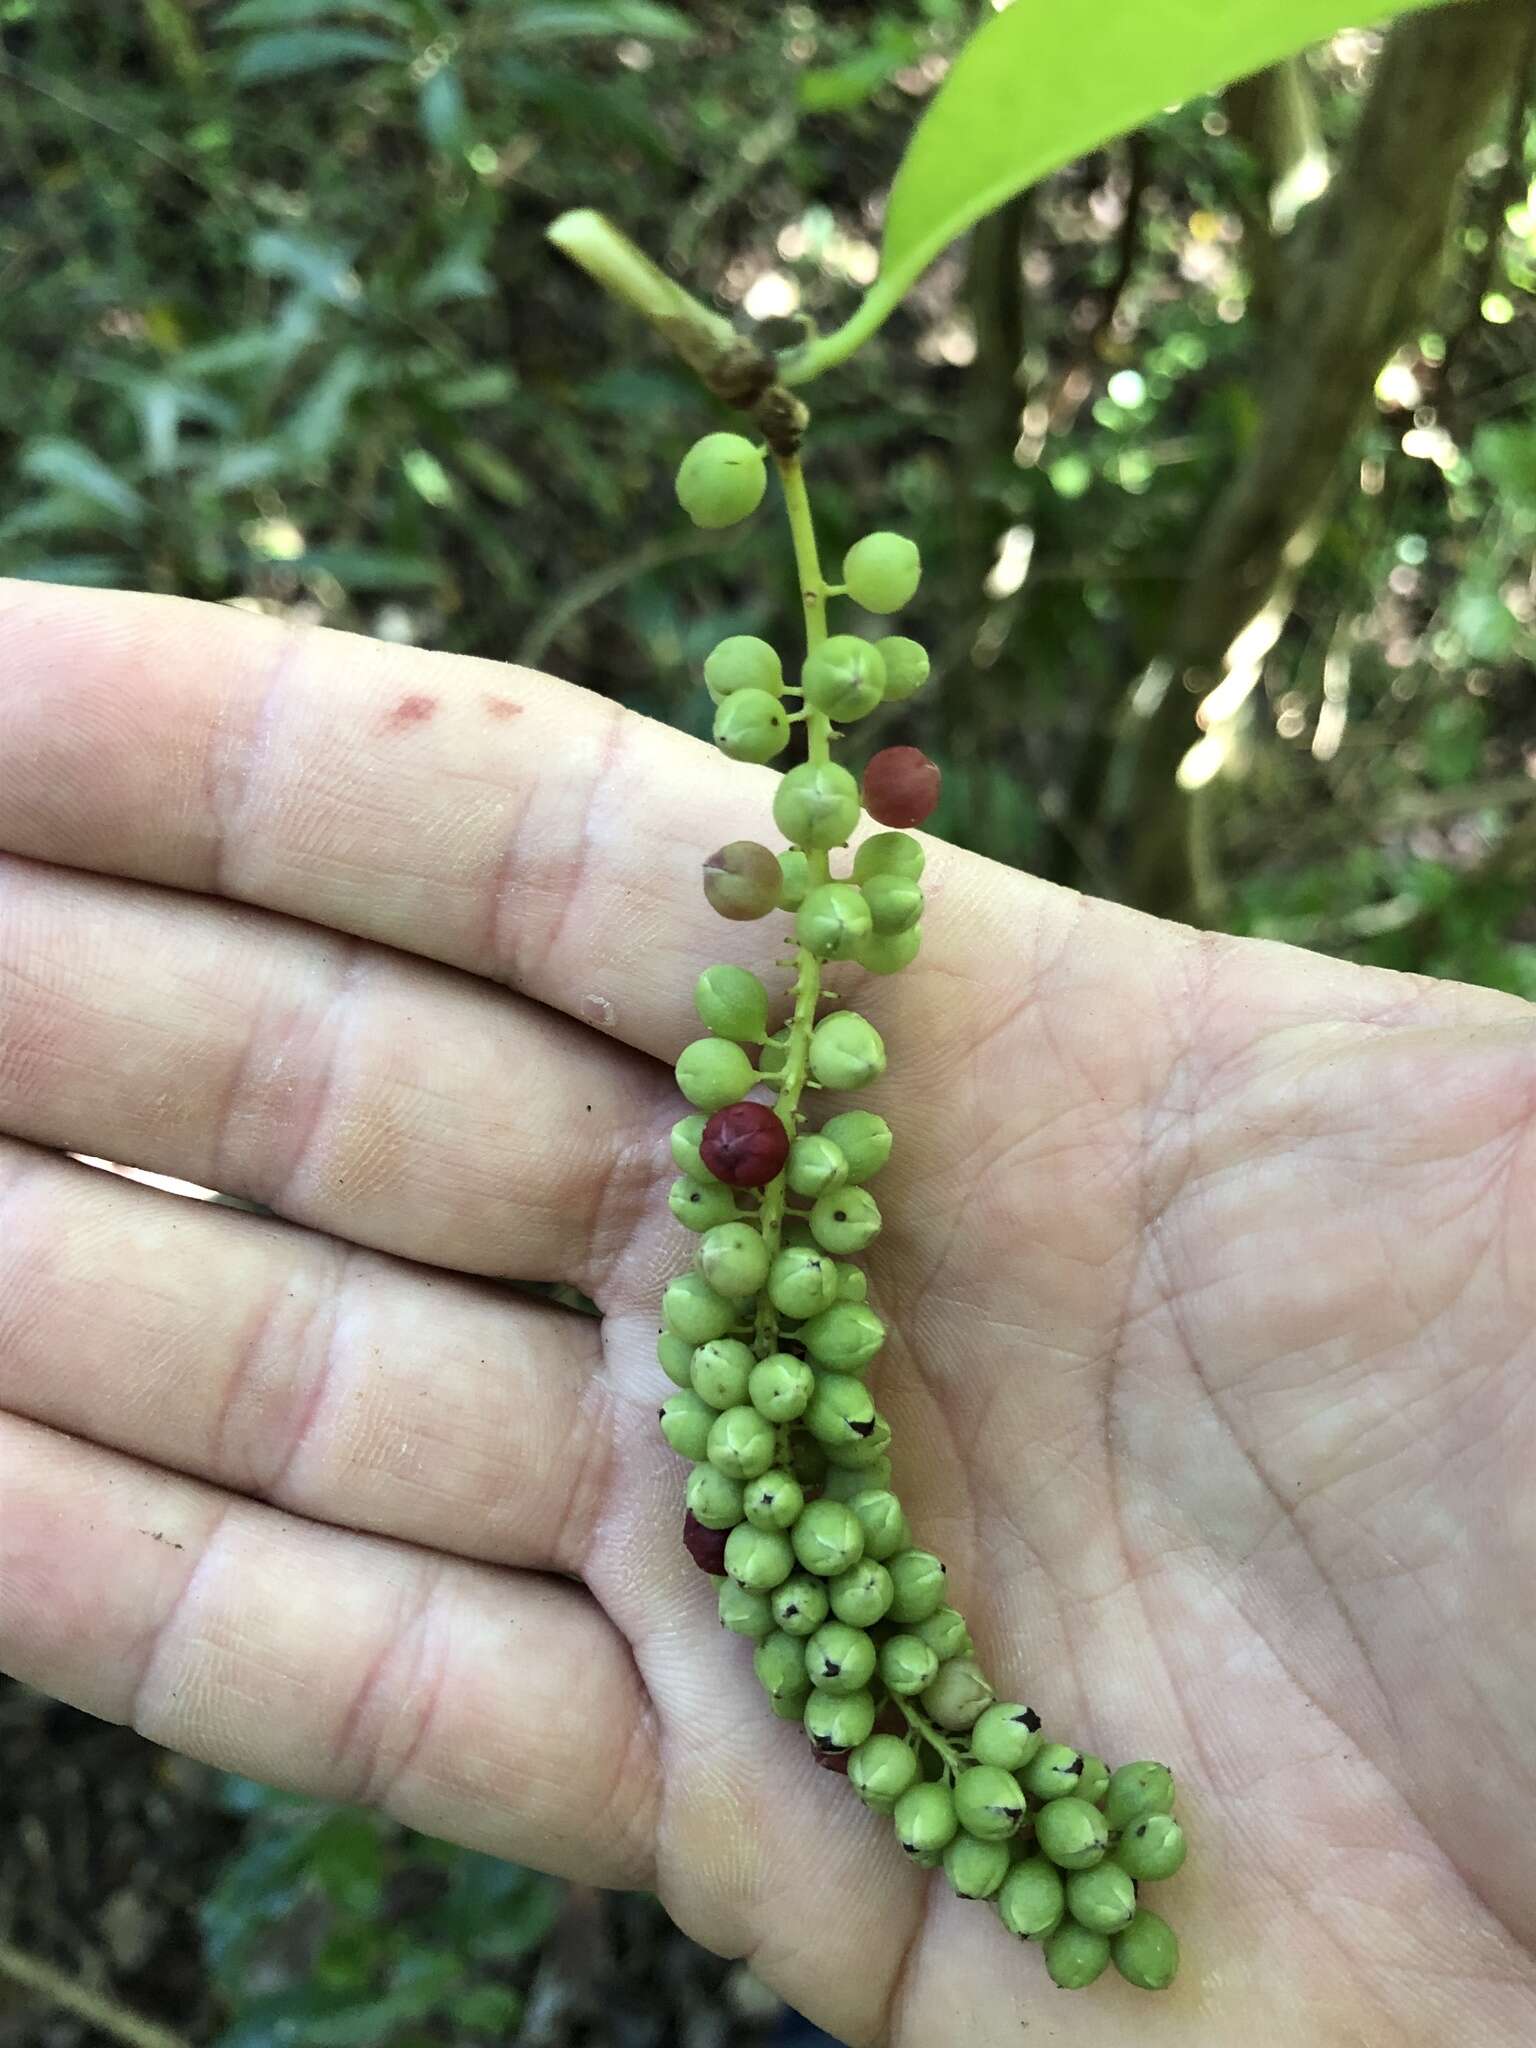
[[0, 1412, 658, 1886], [0, 1141, 612, 1576], [0, 855, 670, 1291]]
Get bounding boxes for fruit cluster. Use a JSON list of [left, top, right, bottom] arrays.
[[657, 431, 1184, 1991]]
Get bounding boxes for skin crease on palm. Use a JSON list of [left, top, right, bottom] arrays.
[[0, 580, 1533, 2048]]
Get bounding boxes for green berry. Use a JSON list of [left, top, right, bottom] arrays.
[[706, 1405, 777, 1480], [836, 1262, 867, 1302], [714, 688, 790, 764], [800, 1302, 886, 1371], [954, 1765, 1026, 1841], [717, 1580, 775, 1638], [846, 1488, 909, 1560], [748, 1352, 814, 1422], [803, 1688, 875, 1755], [767, 1245, 839, 1319], [789, 1434, 830, 1490], [694, 964, 770, 1043], [875, 635, 929, 701], [943, 1833, 1011, 1901], [689, 1337, 755, 1410], [919, 1654, 993, 1731], [878, 1633, 940, 1696], [1044, 1921, 1111, 1990], [853, 927, 923, 975], [860, 872, 923, 935], [828, 1558, 893, 1627], [758, 1028, 790, 1078], [776, 848, 810, 910], [725, 1523, 795, 1590], [1035, 1796, 1109, 1871], [848, 1734, 919, 1812], [843, 531, 921, 613], [669, 1114, 717, 1181], [795, 882, 873, 962], [820, 1451, 890, 1495], [819, 1110, 893, 1180], [970, 1702, 1043, 1772], [893, 1781, 958, 1859], [851, 833, 924, 885], [753, 1629, 809, 1702], [770, 1573, 829, 1636], [769, 1688, 810, 1722], [1067, 1863, 1137, 1935], [808, 1011, 885, 1090], [801, 635, 886, 721], [697, 1221, 770, 1299], [703, 840, 781, 921], [886, 1549, 948, 1624], [809, 1184, 881, 1255], [656, 1330, 696, 1389], [1021, 1744, 1087, 1804], [704, 635, 782, 702], [668, 1175, 738, 1233], [1077, 1754, 1110, 1807], [821, 1413, 892, 1468], [1111, 1909, 1179, 1990], [1112, 1813, 1186, 1883], [911, 1605, 971, 1660], [804, 1372, 879, 1450], [662, 1272, 738, 1346], [786, 1133, 848, 1198], [685, 1463, 745, 1530], [790, 1499, 864, 1577], [658, 1390, 714, 1460], [996, 1856, 1065, 1941], [676, 433, 766, 529], [805, 1621, 876, 1695], [675, 1036, 756, 1112], [742, 1468, 804, 1531], [773, 762, 861, 850], [1103, 1761, 1175, 1834]]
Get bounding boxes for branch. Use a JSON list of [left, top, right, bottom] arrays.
[[0, 1941, 193, 2048]]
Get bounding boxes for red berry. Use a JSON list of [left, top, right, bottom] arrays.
[[700, 1101, 789, 1187], [683, 1510, 729, 1574], [862, 746, 941, 829], [703, 841, 781, 921]]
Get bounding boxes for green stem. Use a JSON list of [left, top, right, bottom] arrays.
[[894, 1694, 968, 1777]]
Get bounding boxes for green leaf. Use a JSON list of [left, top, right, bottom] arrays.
[[19, 439, 145, 523], [219, 0, 411, 26], [418, 64, 469, 152], [3, 554, 127, 585], [453, 1984, 522, 2031], [248, 230, 361, 307], [228, 28, 401, 86], [798, 27, 920, 113], [284, 547, 444, 588], [787, 0, 1447, 378], [506, 2, 695, 41], [285, 347, 372, 463]]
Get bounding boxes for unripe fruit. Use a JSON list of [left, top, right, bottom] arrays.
[[695, 964, 770, 1044], [846, 1488, 909, 1560], [742, 1468, 804, 1532], [1021, 1744, 1088, 1804], [801, 635, 886, 721], [786, 1133, 848, 1198], [853, 926, 922, 975], [971, 1702, 1044, 1772], [1044, 1922, 1111, 1990], [828, 1558, 893, 1627], [1067, 1863, 1137, 1935], [944, 1833, 1011, 1901], [704, 634, 782, 701], [879, 1633, 940, 1696], [875, 634, 929, 701], [809, 1184, 881, 1254], [805, 1621, 876, 1695], [686, 1462, 745, 1530], [758, 1028, 789, 1078], [717, 1579, 774, 1638], [1077, 1754, 1110, 1807], [791, 1498, 864, 1577], [886, 1549, 948, 1624], [1035, 1796, 1109, 1870], [804, 1688, 875, 1755], [697, 1221, 771, 1299], [714, 688, 790, 764], [773, 762, 861, 849], [911, 1605, 971, 1660], [669, 1113, 718, 1181], [770, 1688, 811, 1722], [1103, 1761, 1175, 1834], [954, 1765, 1026, 1841], [703, 840, 781, 921], [699, 1101, 787, 1188], [796, 882, 873, 961], [770, 1573, 829, 1636], [852, 832, 924, 884], [821, 1450, 891, 1494], [819, 1110, 893, 1180], [1111, 1909, 1179, 1990], [822, 1412, 892, 1467], [790, 1434, 830, 1490], [767, 1245, 839, 1319], [776, 848, 810, 910], [894, 1781, 958, 1858], [689, 1337, 755, 1410], [804, 1372, 879, 1449], [662, 1272, 738, 1346], [676, 433, 766, 529], [835, 1262, 867, 1302], [659, 1389, 714, 1460], [1112, 1813, 1186, 1882], [656, 1331, 696, 1388], [682, 1508, 730, 1575], [808, 1011, 886, 1089], [997, 1856, 1065, 1941], [843, 531, 921, 612], [676, 1036, 756, 1111], [725, 1522, 795, 1590], [920, 1653, 993, 1731], [706, 1405, 777, 1481], [860, 872, 923, 935], [748, 1352, 814, 1422], [753, 1629, 809, 1702], [862, 745, 941, 829], [800, 1302, 885, 1372], [848, 1734, 919, 1812], [668, 1175, 738, 1233]]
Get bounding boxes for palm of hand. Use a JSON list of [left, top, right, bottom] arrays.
[[1, 585, 1532, 2048]]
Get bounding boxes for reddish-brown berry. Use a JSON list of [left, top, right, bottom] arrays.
[[862, 747, 941, 829], [700, 1101, 790, 1187], [683, 1510, 730, 1574], [703, 841, 782, 921]]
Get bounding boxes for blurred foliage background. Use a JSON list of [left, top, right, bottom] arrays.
[[1, 0, 1534, 2042]]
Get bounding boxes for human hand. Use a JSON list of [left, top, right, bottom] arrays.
[[1, 582, 1532, 2046]]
